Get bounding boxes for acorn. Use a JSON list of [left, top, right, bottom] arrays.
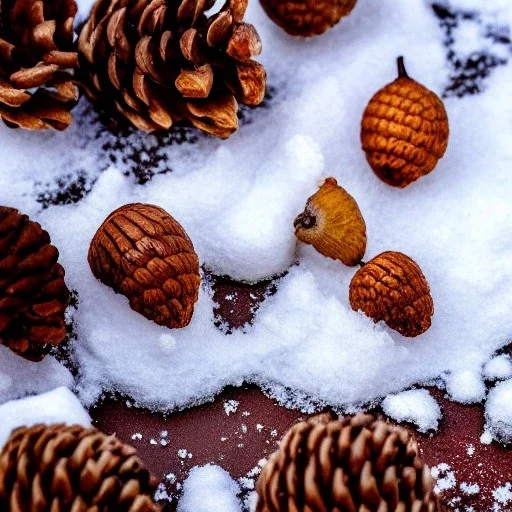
[[361, 57, 449, 187], [88, 204, 200, 329], [349, 251, 433, 337], [294, 178, 367, 266], [259, 0, 357, 37]]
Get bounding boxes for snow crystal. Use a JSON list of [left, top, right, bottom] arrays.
[[493, 483, 512, 506], [177, 465, 242, 512], [0, 387, 91, 449], [382, 389, 441, 432], [484, 355, 512, 382], [0, 0, 510, 420], [460, 482, 480, 496], [485, 379, 512, 443], [432, 464, 457, 493], [224, 400, 240, 416]]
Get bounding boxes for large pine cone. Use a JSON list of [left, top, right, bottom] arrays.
[[88, 203, 201, 329], [256, 413, 441, 512], [0, 424, 159, 511], [0, 0, 79, 130], [0, 207, 70, 361], [78, 0, 266, 138]]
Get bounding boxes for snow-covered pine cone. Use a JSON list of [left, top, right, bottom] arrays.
[[256, 413, 442, 512], [0, 424, 159, 511], [78, 0, 266, 138], [0, 0, 79, 130], [0, 207, 69, 361]]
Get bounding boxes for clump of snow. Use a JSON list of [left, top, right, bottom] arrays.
[[0, 387, 91, 449], [0, 346, 74, 404], [177, 465, 242, 512], [382, 389, 441, 432], [0, 0, 510, 417], [224, 400, 240, 416], [485, 379, 512, 443], [484, 355, 512, 382], [444, 371, 487, 404]]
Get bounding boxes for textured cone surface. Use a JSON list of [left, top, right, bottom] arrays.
[[294, 177, 366, 266], [0, 207, 69, 361], [256, 413, 441, 512], [349, 251, 434, 337], [88, 203, 201, 329], [0, 0, 79, 130], [78, 0, 266, 138], [0, 424, 159, 511], [259, 0, 357, 37], [361, 58, 449, 188]]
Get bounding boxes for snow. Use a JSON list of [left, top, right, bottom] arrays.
[[382, 389, 441, 432], [485, 379, 512, 443], [177, 465, 242, 512], [484, 355, 512, 382], [0, 0, 510, 422], [0, 346, 74, 404], [0, 387, 91, 449]]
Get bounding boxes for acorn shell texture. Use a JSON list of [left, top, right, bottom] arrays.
[[349, 251, 434, 337], [361, 57, 449, 188], [259, 0, 357, 37], [88, 203, 200, 329], [294, 178, 367, 266]]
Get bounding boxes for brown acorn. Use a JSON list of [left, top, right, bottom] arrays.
[[349, 251, 433, 337], [259, 0, 357, 37], [361, 57, 449, 187], [88, 203, 200, 329], [256, 413, 441, 512], [294, 178, 367, 266], [0, 424, 159, 511]]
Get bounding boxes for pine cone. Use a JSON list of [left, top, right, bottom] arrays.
[[88, 203, 201, 329], [349, 251, 434, 338], [78, 0, 266, 138], [0, 207, 70, 361], [0, 0, 79, 130], [259, 0, 357, 37], [256, 413, 442, 512], [361, 57, 449, 188], [0, 423, 159, 511]]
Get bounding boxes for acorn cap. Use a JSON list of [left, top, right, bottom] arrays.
[[349, 251, 434, 337], [294, 178, 367, 266], [361, 56, 449, 188]]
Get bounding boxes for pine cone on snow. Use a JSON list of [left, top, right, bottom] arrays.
[[0, 423, 159, 511], [78, 0, 266, 138], [256, 413, 442, 512], [0, 0, 80, 130], [0, 207, 69, 361]]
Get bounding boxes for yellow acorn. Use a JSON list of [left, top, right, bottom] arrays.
[[361, 56, 449, 188], [294, 178, 367, 266]]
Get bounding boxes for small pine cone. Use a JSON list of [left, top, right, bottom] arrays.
[[0, 424, 159, 511], [0, 0, 80, 130], [0, 207, 70, 361], [78, 0, 266, 138], [88, 203, 201, 329], [256, 413, 442, 512], [349, 251, 434, 338], [294, 177, 367, 266], [361, 57, 449, 188], [259, 0, 357, 37]]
